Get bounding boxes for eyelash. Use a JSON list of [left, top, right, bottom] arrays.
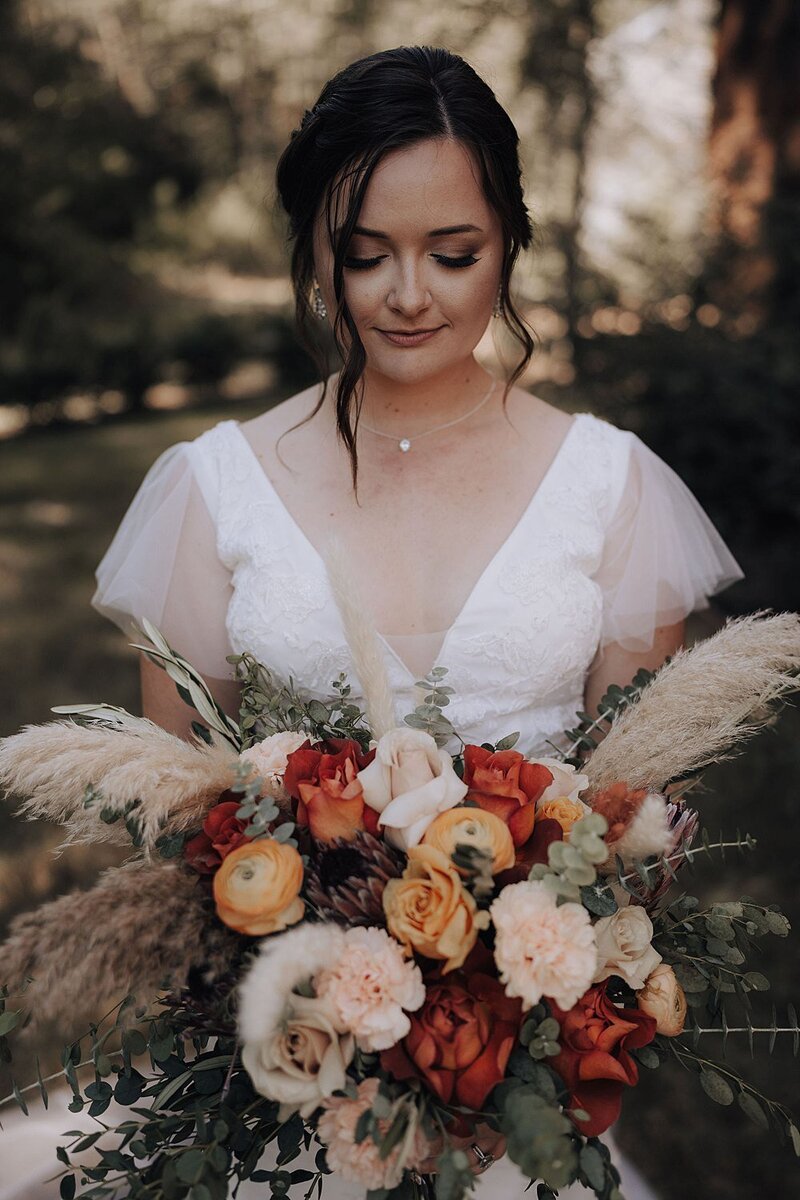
[[343, 254, 480, 271]]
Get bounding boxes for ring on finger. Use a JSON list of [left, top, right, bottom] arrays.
[[470, 1143, 495, 1173]]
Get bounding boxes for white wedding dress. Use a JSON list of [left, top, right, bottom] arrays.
[[0, 408, 743, 1199]]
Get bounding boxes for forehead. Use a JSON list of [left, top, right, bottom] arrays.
[[326, 137, 494, 239]]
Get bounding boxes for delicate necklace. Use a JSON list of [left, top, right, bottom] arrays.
[[359, 376, 497, 452]]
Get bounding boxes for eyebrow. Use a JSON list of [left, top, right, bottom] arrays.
[[350, 223, 483, 239]]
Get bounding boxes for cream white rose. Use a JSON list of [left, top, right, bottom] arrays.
[[592, 905, 662, 990], [358, 728, 467, 850], [240, 731, 308, 798], [241, 992, 354, 1119], [637, 962, 687, 1036], [531, 757, 590, 806]]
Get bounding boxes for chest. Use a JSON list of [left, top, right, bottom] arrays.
[[236, 410, 583, 636]]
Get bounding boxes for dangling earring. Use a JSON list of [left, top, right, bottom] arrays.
[[312, 279, 328, 321], [492, 286, 503, 318]]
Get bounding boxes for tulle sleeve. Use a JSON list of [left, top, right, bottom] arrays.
[[594, 431, 745, 653], [91, 437, 236, 681]]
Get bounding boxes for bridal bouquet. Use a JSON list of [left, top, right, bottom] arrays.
[[2, 603, 800, 1200]]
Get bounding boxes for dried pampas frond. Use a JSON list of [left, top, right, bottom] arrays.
[[1, 859, 241, 1030], [585, 611, 800, 795], [0, 719, 239, 852], [322, 534, 397, 738]]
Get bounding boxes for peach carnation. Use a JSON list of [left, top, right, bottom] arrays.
[[491, 880, 598, 1011], [316, 927, 425, 1051], [318, 1079, 430, 1190]]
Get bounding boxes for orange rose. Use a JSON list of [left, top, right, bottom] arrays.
[[381, 972, 522, 1111], [383, 845, 489, 972], [421, 806, 515, 874], [537, 796, 586, 837], [213, 838, 305, 936], [284, 738, 378, 845], [462, 745, 552, 847], [550, 981, 657, 1137]]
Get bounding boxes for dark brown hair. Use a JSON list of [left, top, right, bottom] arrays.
[[275, 45, 536, 490]]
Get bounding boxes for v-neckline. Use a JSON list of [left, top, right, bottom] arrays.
[[228, 413, 585, 683]]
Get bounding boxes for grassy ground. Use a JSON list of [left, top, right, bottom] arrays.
[[0, 404, 798, 1198]]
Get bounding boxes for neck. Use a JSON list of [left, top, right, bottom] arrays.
[[349, 359, 496, 435]]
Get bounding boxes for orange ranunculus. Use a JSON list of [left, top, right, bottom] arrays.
[[462, 746, 552, 847], [421, 806, 515, 875], [381, 972, 522, 1111], [284, 738, 378, 845], [213, 838, 305, 936], [549, 981, 657, 1137]]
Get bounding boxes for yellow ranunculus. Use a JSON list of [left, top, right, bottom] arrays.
[[213, 838, 305, 936]]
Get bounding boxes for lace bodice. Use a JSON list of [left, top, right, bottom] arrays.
[[214, 416, 613, 752], [92, 409, 743, 756]]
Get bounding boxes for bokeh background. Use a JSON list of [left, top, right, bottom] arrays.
[[1, 0, 799, 1195]]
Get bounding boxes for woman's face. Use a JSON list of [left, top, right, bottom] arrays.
[[312, 137, 504, 385]]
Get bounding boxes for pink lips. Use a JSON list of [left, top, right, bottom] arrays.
[[377, 327, 443, 347]]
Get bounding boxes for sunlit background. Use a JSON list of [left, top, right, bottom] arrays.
[[1, 1, 798, 1195]]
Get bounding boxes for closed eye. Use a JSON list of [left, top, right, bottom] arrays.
[[343, 254, 481, 271]]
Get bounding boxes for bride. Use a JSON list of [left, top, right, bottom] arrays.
[[1, 45, 743, 1200]]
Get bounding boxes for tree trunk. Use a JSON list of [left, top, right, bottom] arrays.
[[706, 0, 800, 324]]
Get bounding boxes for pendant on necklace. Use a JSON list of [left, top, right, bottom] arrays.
[[398, 438, 411, 453]]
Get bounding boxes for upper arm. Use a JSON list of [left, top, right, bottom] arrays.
[[140, 652, 243, 741], [583, 618, 685, 719]]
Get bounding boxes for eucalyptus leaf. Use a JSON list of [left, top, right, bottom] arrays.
[[737, 1091, 769, 1129], [579, 1145, 606, 1191], [699, 1068, 734, 1105]]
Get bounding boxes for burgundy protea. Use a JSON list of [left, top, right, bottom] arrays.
[[624, 800, 700, 905], [305, 831, 405, 926]]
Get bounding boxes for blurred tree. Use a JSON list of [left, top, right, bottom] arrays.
[[0, 0, 204, 409], [706, 0, 800, 325], [520, 0, 599, 335]]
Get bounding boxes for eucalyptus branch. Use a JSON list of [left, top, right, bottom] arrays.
[[0, 1051, 123, 1112], [616, 834, 757, 888]]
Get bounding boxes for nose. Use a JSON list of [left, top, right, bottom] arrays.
[[387, 260, 432, 318]]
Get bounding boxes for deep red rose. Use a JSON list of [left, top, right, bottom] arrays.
[[284, 738, 378, 844], [381, 972, 522, 1113], [462, 745, 553, 847], [184, 793, 248, 875], [549, 981, 657, 1137], [495, 817, 564, 886]]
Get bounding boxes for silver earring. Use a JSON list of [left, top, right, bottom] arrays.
[[492, 287, 503, 318], [312, 279, 328, 321]]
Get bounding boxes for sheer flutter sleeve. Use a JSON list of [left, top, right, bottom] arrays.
[[91, 437, 236, 681], [594, 431, 745, 653]]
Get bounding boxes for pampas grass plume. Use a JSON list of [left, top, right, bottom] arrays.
[[0, 718, 239, 851], [322, 535, 397, 738], [585, 611, 800, 795], [1, 860, 241, 1030]]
